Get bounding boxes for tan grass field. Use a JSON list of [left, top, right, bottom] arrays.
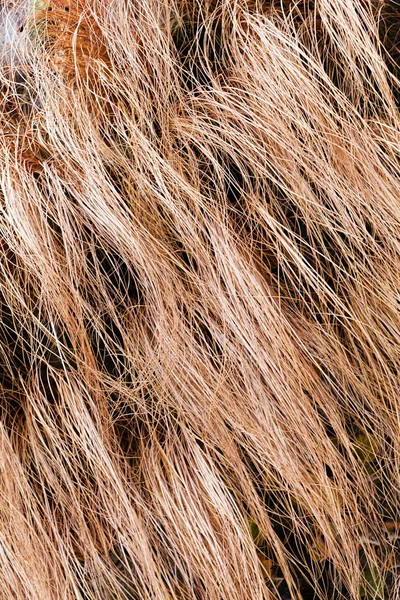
[[0, 0, 399, 598]]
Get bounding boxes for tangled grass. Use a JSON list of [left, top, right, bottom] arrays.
[[0, 0, 399, 598]]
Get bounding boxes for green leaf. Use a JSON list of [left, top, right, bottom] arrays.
[[360, 566, 385, 599], [248, 518, 262, 545], [354, 434, 378, 464]]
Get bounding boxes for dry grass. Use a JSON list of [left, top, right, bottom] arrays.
[[0, 0, 399, 598]]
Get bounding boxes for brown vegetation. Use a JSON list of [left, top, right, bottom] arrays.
[[0, 0, 399, 598]]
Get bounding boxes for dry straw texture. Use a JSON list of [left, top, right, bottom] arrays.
[[0, 0, 399, 598]]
